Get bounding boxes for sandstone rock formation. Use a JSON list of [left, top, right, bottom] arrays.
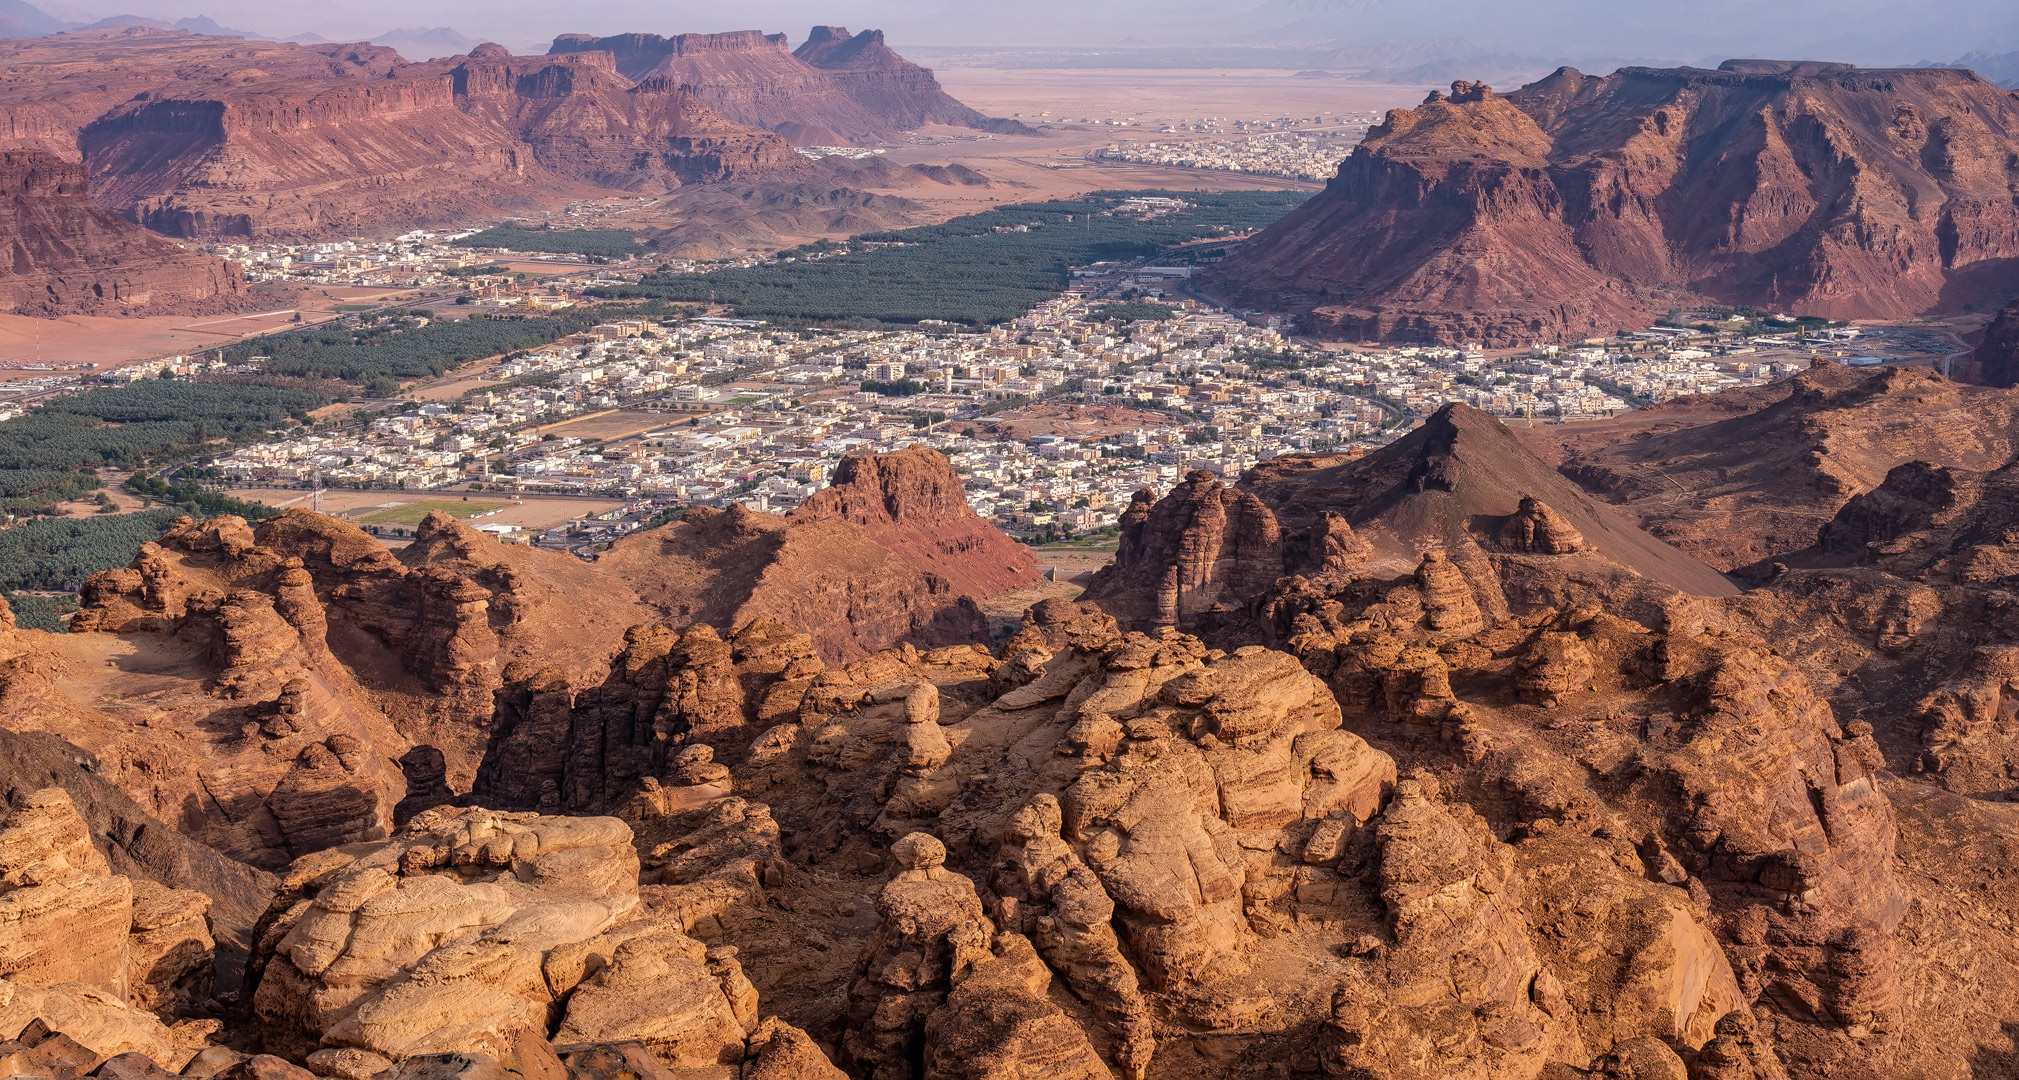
[[0, 26, 1007, 241], [1962, 295, 2019, 387], [1205, 64, 2019, 344], [10, 446, 1012, 877], [16, 372, 2019, 1079], [791, 28, 1030, 138], [1515, 360, 2019, 574], [598, 445, 1041, 662], [237, 802, 841, 1078], [0, 788, 217, 1072], [0, 148, 241, 315], [78, 44, 801, 239], [0, 724, 275, 992], [1086, 403, 1733, 636], [548, 28, 1026, 146]]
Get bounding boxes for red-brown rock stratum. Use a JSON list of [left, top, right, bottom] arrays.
[[0, 147, 241, 314], [548, 26, 1030, 146], [0, 24, 1010, 246], [1204, 61, 2019, 346]]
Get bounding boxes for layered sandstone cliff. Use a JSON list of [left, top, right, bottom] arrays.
[[0, 149, 240, 313], [1206, 63, 2019, 345], [549, 27, 1026, 146], [1962, 295, 2019, 387], [791, 27, 1030, 137], [0, 26, 1006, 241], [75, 43, 804, 239]]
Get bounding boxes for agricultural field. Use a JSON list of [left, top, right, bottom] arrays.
[[453, 227, 645, 259], [538, 409, 684, 441], [585, 190, 1308, 326], [359, 498, 515, 525]]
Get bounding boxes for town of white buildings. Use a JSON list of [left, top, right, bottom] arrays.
[[193, 289, 1820, 553]]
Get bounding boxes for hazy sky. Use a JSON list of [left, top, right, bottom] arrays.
[[37, 0, 2019, 65]]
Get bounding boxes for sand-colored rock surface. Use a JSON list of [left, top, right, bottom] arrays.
[[1085, 402, 1733, 636], [10, 369, 2019, 1079]]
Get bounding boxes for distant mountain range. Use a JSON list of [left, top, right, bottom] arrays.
[[368, 26, 478, 61], [0, 0, 483, 60], [1918, 48, 2019, 87]]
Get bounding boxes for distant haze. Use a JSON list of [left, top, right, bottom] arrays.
[[35, 0, 2018, 67]]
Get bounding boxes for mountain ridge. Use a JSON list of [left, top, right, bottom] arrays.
[[1204, 60, 2019, 345]]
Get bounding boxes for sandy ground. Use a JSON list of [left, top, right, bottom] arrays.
[[979, 578, 1084, 640], [848, 69, 1432, 213], [1031, 547, 1119, 588], [978, 544, 1119, 640], [410, 375, 505, 402], [0, 309, 302, 380], [231, 487, 626, 533], [0, 285, 440, 383], [937, 68, 1430, 128], [538, 409, 685, 441]]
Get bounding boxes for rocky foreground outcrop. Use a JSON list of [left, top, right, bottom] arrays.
[[1205, 62, 2019, 345], [13, 373, 2019, 1078], [2, 446, 1031, 872], [0, 788, 217, 1069], [0, 148, 242, 315]]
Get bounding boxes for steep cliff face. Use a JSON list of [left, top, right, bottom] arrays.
[[549, 26, 1025, 145], [0, 30, 409, 160], [1206, 62, 2019, 345], [1963, 295, 2019, 386], [448, 47, 804, 191], [81, 68, 542, 239], [791, 27, 1031, 136], [0, 148, 241, 313], [75, 44, 805, 239]]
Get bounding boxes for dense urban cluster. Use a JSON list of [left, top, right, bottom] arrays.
[[208, 228, 707, 291], [1096, 128, 1370, 180], [202, 287, 1821, 546], [214, 230, 500, 287]]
